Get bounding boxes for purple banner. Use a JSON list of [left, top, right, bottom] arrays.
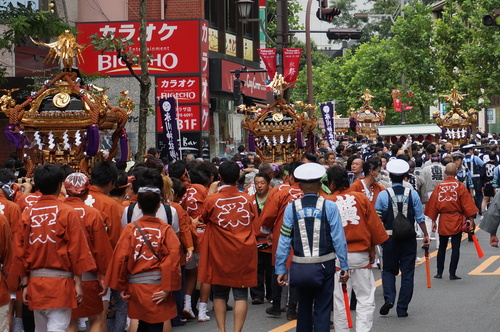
[[159, 98, 181, 162], [320, 102, 335, 148]]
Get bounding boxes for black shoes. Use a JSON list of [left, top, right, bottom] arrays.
[[286, 310, 297, 320], [449, 275, 462, 280], [434, 273, 442, 279], [379, 302, 394, 315], [266, 305, 282, 317]]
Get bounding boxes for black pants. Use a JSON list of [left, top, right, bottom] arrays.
[[250, 251, 273, 301], [437, 232, 462, 275], [271, 267, 298, 310], [137, 321, 163, 332]]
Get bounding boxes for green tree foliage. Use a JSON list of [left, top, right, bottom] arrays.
[[289, 0, 499, 125], [0, 2, 74, 50], [266, 0, 303, 46]]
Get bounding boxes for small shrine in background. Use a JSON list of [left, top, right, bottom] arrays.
[[433, 88, 478, 146], [241, 74, 317, 164], [349, 90, 386, 140], [0, 31, 134, 176]]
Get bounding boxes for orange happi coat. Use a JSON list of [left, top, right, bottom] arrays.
[[15, 190, 42, 212], [86, 185, 123, 249], [349, 177, 386, 208], [64, 196, 113, 318], [170, 201, 195, 252], [198, 185, 257, 288], [105, 216, 181, 324], [181, 182, 207, 252], [0, 214, 13, 307], [424, 177, 478, 236], [259, 182, 303, 264], [0, 191, 22, 292], [13, 195, 96, 310], [322, 189, 388, 253]]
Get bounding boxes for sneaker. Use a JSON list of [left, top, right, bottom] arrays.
[[266, 305, 282, 317], [198, 310, 211, 322], [182, 307, 196, 320], [286, 310, 297, 320], [379, 302, 394, 316]]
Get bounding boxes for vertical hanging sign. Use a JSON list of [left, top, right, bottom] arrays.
[[258, 48, 277, 80], [283, 48, 302, 85], [320, 102, 336, 148], [159, 97, 181, 162]]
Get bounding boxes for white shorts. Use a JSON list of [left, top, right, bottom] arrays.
[[102, 287, 111, 302], [34, 308, 71, 332], [0, 302, 9, 332], [185, 253, 200, 270]]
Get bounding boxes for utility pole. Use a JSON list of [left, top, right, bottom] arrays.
[[276, 0, 290, 101]]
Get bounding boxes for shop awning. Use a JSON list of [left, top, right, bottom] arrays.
[[377, 124, 442, 136]]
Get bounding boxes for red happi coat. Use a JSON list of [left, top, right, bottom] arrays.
[[181, 183, 207, 253], [259, 182, 303, 264], [64, 197, 113, 318], [322, 189, 388, 253], [0, 214, 13, 307], [86, 186, 123, 249], [349, 178, 386, 208], [105, 216, 181, 323], [0, 191, 22, 292], [425, 177, 478, 236], [12, 195, 96, 310], [198, 185, 257, 288]]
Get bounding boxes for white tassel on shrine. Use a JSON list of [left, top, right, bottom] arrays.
[[75, 130, 82, 146], [48, 131, 55, 150], [34, 131, 43, 150], [63, 130, 70, 150]]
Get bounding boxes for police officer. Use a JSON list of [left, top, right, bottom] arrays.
[[462, 144, 485, 212], [375, 159, 430, 318], [275, 163, 349, 331]]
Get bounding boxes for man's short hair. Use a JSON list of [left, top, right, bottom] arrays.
[[34, 164, 65, 195], [0, 168, 16, 184], [218, 161, 241, 185], [326, 165, 350, 192], [4, 158, 15, 169], [147, 147, 159, 156], [131, 168, 163, 195], [168, 161, 187, 180], [90, 161, 118, 187]]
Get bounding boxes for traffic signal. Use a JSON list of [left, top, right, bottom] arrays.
[[234, 78, 244, 106], [326, 28, 362, 40], [482, 9, 500, 26], [317, 8, 341, 22]]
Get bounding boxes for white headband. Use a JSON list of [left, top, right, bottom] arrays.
[[138, 187, 161, 195]]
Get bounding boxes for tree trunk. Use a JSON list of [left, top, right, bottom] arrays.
[[137, 0, 151, 162]]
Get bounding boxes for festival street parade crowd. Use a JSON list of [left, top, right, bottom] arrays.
[[2, 133, 500, 332]]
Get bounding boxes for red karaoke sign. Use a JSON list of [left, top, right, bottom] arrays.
[[156, 103, 201, 132], [76, 20, 205, 75]]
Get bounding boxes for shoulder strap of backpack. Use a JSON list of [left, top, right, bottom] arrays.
[[127, 202, 137, 224], [162, 203, 172, 225], [387, 187, 410, 217]]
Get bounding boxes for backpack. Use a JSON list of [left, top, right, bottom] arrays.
[[387, 187, 415, 239], [127, 202, 172, 225]]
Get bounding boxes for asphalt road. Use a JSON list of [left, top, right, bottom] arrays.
[[174, 224, 500, 331]]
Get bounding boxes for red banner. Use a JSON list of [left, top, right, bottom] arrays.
[[77, 20, 204, 75], [283, 48, 302, 84], [392, 89, 403, 112], [392, 89, 413, 112], [258, 48, 277, 80]]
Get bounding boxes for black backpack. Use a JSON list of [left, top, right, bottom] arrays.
[[387, 187, 415, 239], [126, 202, 172, 225]]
